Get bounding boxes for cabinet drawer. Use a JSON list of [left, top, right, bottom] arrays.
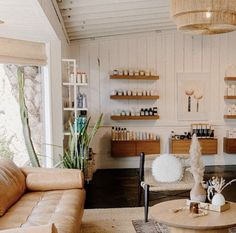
[[111, 140, 160, 157], [111, 141, 136, 157], [170, 139, 217, 155], [136, 141, 160, 155], [224, 137, 236, 154], [201, 139, 217, 155]]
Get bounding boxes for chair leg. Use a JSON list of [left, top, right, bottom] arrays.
[[138, 183, 142, 206], [144, 184, 149, 222]]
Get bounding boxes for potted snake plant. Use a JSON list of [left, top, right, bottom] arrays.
[[62, 114, 103, 178]]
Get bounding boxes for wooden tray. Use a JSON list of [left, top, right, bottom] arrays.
[[186, 199, 230, 212]]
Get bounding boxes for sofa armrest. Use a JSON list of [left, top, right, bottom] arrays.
[[0, 224, 57, 233], [21, 167, 84, 191]]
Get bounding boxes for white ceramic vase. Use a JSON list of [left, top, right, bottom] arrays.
[[212, 193, 225, 206]]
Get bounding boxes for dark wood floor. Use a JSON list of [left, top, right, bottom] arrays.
[[85, 166, 236, 209]]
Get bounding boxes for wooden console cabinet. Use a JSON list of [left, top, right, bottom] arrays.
[[169, 138, 217, 155], [111, 140, 160, 157], [224, 137, 236, 154]]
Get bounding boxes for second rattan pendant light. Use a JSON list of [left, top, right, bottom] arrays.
[[171, 0, 236, 34]]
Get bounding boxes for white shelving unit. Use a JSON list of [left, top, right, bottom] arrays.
[[62, 58, 88, 139]]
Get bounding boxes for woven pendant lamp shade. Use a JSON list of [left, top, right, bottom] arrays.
[[171, 0, 236, 34]]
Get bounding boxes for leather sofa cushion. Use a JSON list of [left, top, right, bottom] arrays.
[[0, 224, 57, 233], [25, 168, 84, 191], [0, 189, 85, 233], [0, 159, 25, 216]]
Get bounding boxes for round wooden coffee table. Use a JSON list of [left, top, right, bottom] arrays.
[[150, 199, 236, 233]]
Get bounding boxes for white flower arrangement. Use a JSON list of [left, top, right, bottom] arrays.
[[208, 176, 236, 194]]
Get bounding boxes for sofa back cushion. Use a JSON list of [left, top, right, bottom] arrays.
[[25, 169, 84, 191], [0, 159, 26, 216]]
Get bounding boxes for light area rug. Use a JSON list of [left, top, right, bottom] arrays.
[[81, 207, 236, 233], [81, 207, 143, 233]]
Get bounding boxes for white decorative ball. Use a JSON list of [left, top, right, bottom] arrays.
[[152, 154, 183, 183]]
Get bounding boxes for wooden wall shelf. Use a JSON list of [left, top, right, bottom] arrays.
[[110, 95, 159, 100], [111, 140, 160, 157], [224, 115, 236, 119], [224, 96, 236, 99], [223, 137, 236, 154], [110, 75, 159, 80], [169, 138, 218, 155], [224, 77, 236, 81], [110, 115, 159, 121]]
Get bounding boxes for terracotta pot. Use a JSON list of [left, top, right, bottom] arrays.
[[190, 182, 206, 202]]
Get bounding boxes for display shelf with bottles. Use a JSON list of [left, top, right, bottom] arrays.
[[110, 74, 159, 80], [111, 107, 159, 121], [110, 69, 160, 121], [169, 123, 217, 155], [110, 127, 160, 157], [110, 95, 159, 100], [224, 76, 236, 119], [110, 115, 159, 121]]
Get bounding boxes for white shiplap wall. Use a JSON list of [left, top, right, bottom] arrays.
[[70, 30, 236, 169]]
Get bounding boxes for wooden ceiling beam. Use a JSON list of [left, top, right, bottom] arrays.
[[61, 0, 168, 17], [58, 0, 168, 9], [65, 13, 170, 28], [68, 22, 176, 36], [67, 18, 173, 33], [69, 26, 176, 41], [62, 6, 169, 23]]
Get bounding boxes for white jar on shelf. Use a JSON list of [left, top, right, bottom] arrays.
[[69, 73, 75, 83], [81, 73, 87, 83], [232, 84, 236, 96], [77, 73, 82, 83]]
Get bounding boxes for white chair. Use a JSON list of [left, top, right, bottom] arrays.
[[138, 153, 195, 222]]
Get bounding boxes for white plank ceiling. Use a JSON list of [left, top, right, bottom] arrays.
[[56, 0, 176, 41]]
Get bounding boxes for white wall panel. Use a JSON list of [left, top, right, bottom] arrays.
[[71, 31, 236, 168]]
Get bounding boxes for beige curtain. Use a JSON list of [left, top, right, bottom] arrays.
[[0, 37, 47, 66]]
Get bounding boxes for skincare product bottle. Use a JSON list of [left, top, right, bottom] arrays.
[[210, 126, 214, 138], [140, 108, 145, 116], [111, 127, 115, 141], [144, 108, 149, 116], [82, 94, 87, 108], [124, 128, 127, 140], [77, 92, 83, 108], [148, 108, 153, 116]]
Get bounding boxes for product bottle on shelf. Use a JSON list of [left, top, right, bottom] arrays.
[[140, 108, 145, 116], [210, 126, 214, 138], [118, 127, 121, 140], [153, 107, 158, 116], [206, 125, 210, 138], [120, 128, 124, 141], [144, 108, 149, 116], [77, 92, 83, 108], [115, 127, 118, 141], [148, 108, 153, 116], [82, 94, 87, 108], [111, 127, 115, 141], [124, 128, 127, 140], [127, 130, 130, 141]]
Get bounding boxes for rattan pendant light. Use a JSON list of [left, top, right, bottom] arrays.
[[171, 0, 236, 34]]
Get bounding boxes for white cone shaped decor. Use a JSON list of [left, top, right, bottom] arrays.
[[171, 0, 236, 34], [189, 134, 206, 202]]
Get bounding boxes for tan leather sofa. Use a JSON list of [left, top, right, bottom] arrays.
[[0, 159, 86, 233]]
